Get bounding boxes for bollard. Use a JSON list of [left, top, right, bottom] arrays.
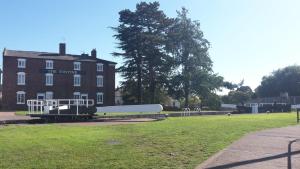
[[297, 109, 299, 123]]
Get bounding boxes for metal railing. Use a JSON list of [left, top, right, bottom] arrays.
[[27, 99, 94, 115], [181, 108, 191, 117]]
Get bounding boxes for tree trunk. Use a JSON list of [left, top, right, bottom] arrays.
[[149, 65, 155, 104], [183, 61, 190, 108], [137, 55, 142, 104], [184, 81, 189, 107]]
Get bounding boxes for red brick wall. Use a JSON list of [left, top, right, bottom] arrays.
[[2, 56, 115, 110]]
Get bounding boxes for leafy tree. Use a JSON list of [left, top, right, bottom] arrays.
[[179, 94, 202, 108], [222, 81, 238, 90], [166, 8, 221, 107], [256, 65, 300, 97], [113, 1, 174, 104], [202, 93, 221, 110], [222, 85, 253, 105]]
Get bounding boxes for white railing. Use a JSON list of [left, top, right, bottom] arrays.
[[27, 99, 94, 115], [181, 108, 191, 117]]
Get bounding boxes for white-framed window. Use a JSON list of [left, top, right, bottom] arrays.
[[73, 92, 80, 99], [16, 91, 25, 104], [45, 91, 53, 99], [97, 63, 103, 72], [46, 60, 54, 69], [17, 59, 26, 68], [74, 74, 81, 86], [96, 75, 103, 87], [74, 62, 81, 70], [45, 73, 53, 86], [37, 93, 45, 100], [17, 72, 25, 85], [96, 92, 103, 104]]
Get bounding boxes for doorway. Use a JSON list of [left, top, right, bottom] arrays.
[[80, 94, 88, 105]]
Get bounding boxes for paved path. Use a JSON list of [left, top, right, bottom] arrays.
[[0, 112, 32, 121], [197, 125, 300, 169]]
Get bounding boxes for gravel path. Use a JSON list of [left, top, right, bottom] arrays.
[[197, 125, 300, 169]]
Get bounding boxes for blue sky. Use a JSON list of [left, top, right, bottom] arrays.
[[1, 0, 300, 92]]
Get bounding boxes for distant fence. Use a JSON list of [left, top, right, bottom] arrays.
[[249, 96, 300, 105], [97, 104, 163, 113]]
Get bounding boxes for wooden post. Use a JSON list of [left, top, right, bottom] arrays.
[[297, 109, 299, 123]]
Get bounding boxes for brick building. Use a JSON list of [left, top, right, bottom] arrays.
[[2, 43, 116, 110]]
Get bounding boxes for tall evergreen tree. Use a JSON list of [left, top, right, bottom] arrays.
[[113, 2, 173, 104], [167, 8, 220, 107]]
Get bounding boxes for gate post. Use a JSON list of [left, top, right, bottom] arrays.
[[297, 109, 299, 123]]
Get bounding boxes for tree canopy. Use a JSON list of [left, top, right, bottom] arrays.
[[166, 8, 223, 107], [222, 85, 253, 105], [113, 2, 225, 108], [255, 65, 300, 97], [112, 2, 173, 104]]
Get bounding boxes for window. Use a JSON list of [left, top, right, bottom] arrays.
[[45, 73, 53, 86], [37, 93, 45, 100], [46, 60, 53, 69], [74, 62, 81, 70], [96, 75, 103, 87], [16, 91, 25, 104], [81, 94, 88, 100], [17, 59, 26, 68], [17, 72, 25, 85], [73, 92, 80, 99], [96, 92, 103, 104], [45, 92, 53, 99], [74, 74, 81, 86], [97, 63, 103, 72]]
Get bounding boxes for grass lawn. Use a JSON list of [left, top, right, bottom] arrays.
[[0, 113, 298, 169], [15, 111, 28, 116]]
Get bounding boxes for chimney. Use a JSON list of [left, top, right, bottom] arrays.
[[59, 43, 66, 55], [91, 49, 97, 58]]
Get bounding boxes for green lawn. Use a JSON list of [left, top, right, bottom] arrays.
[[15, 111, 28, 116], [0, 113, 298, 169]]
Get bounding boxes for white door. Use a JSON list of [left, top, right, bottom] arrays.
[[251, 103, 258, 114]]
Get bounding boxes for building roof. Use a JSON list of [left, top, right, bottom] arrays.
[[3, 49, 117, 64]]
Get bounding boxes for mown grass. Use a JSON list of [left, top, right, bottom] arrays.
[[15, 111, 28, 116], [0, 113, 298, 169]]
